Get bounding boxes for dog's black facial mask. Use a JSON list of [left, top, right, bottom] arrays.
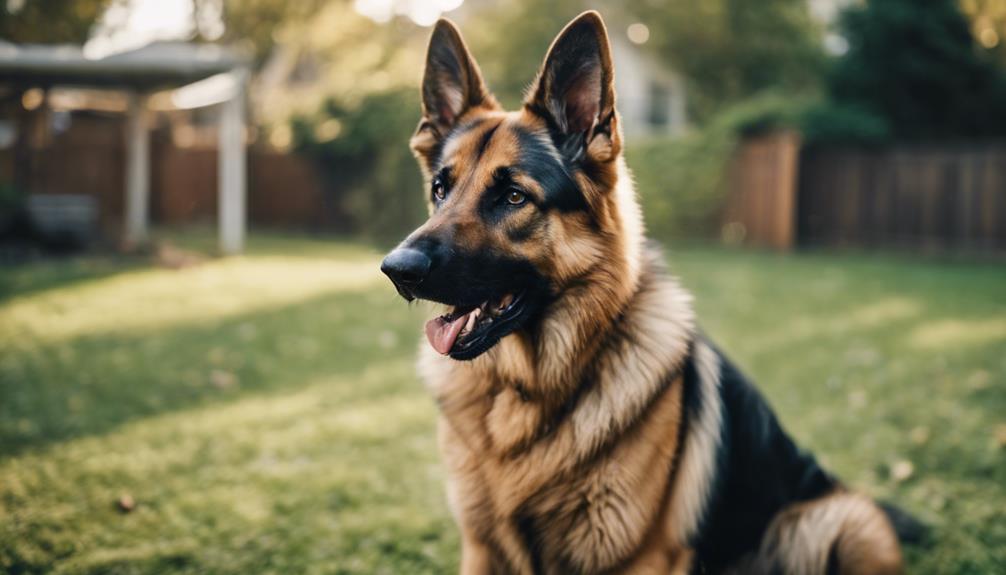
[[382, 233, 549, 360]]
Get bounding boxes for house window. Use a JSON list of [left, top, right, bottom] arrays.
[[647, 81, 671, 128]]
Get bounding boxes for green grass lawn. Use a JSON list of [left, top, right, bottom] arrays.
[[1, 232, 1004, 574]]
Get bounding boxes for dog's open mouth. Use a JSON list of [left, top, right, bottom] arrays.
[[425, 292, 525, 360]]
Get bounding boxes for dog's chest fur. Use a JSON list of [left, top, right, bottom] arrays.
[[483, 377, 684, 573], [421, 259, 700, 573]]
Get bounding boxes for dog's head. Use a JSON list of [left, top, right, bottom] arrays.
[[382, 11, 635, 361]]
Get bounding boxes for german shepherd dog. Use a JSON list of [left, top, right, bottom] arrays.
[[381, 12, 912, 574]]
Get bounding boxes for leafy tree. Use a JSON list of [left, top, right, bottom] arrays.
[[465, 0, 587, 108], [624, 0, 825, 121], [0, 0, 112, 43], [829, 0, 1006, 139], [293, 88, 426, 242], [960, 0, 1006, 65], [192, 0, 329, 62], [468, 0, 825, 118]]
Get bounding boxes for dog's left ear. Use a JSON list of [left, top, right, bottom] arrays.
[[525, 11, 619, 164]]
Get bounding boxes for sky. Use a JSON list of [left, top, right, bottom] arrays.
[[84, 0, 222, 59], [82, 0, 466, 59], [353, 0, 464, 26]]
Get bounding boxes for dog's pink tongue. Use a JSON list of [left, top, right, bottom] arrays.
[[425, 312, 470, 355]]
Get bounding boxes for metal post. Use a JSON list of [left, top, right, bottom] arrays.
[[218, 70, 247, 255], [125, 91, 150, 248]]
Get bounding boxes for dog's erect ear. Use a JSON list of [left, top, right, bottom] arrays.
[[411, 19, 497, 172], [525, 11, 619, 164], [421, 19, 494, 128]]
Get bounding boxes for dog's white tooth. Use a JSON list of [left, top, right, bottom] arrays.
[[464, 310, 477, 332]]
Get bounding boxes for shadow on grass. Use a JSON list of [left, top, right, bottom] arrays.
[[0, 284, 425, 458], [0, 255, 148, 303], [0, 358, 457, 575]]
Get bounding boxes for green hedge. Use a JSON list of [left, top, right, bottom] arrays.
[[625, 129, 734, 241], [293, 88, 428, 245]]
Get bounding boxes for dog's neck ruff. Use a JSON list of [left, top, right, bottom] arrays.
[[419, 244, 696, 452]]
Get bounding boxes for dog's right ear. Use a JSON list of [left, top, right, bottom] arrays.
[[411, 19, 497, 174]]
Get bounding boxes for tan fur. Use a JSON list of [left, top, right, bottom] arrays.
[[727, 492, 903, 575], [421, 246, 697, 573], [664, 339, 723, 544], [405, 12, 904, 574]]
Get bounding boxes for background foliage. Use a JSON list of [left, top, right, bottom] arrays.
[[828, 0, 1006, 140], [624, 0, 826, 122], [292, 89, 426, 243], [0, 0, 112, 43]]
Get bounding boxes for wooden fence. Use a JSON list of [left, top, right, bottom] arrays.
[[726, 135, 1006, 253], [19, 117, 1006, 253], [14, 116, 334, 237], [21, 115, 126, 235], [155, 145, 332, 229], [798, 144, 1006, 252]]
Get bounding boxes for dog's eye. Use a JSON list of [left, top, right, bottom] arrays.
[[432, 178, 446, 201], [506, 189, 526, 206]]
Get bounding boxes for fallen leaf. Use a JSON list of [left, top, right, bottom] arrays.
[[890, 460, 914, 483], [117, 494, 136, 513]]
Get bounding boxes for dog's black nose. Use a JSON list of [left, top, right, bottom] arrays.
[[381, 247, 431, 288]]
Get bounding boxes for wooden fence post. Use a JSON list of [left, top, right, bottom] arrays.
[[725, 131, 802, 250]]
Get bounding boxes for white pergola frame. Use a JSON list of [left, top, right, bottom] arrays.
[[1, 42, 250, 254]]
